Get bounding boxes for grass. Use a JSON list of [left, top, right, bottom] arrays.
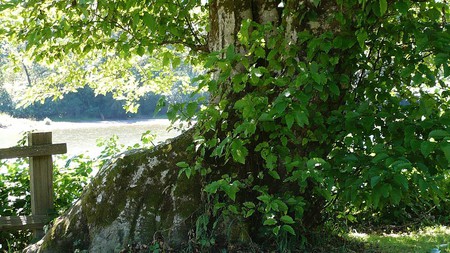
[[347, 226, 450, 253]]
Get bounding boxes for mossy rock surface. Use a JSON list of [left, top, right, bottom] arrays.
[[25, 130, 202, 253]]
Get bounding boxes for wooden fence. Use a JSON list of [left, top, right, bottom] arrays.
[[0, 132, 67, 238]]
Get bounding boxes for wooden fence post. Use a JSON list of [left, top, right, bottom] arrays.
[[28, 132, 54, 238], [0, 132, 66, 238]]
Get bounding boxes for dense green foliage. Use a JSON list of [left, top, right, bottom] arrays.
[[0, 154, 91, 251], [0, 0, 449, 250], [174, 2, 449, 248]]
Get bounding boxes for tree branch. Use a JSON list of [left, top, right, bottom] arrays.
[[22, 62, 32, 87]]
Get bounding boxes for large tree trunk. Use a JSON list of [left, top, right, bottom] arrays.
[[25, 1, 346, 251]]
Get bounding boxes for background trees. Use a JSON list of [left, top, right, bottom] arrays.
[[0, 41, 202, 120], [0, 0, 449, 251]]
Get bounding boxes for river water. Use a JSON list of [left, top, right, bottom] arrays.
[[0, 119, 179, 156]]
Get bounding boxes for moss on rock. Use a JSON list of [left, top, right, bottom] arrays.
[[24, 130, 202, 252]]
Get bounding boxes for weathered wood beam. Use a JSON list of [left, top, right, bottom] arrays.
[[0, 215, 51, 230], [0, 143, 67, 159], [28, 132, 57, 239]]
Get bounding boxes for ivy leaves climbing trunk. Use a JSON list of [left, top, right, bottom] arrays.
[[181, 0, 449, 246], [193, 0, 353, 235]]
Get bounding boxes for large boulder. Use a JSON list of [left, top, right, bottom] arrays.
[[25, 130, 202, 252]]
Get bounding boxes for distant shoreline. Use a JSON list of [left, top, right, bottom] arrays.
[[0, 114, 170, 131]]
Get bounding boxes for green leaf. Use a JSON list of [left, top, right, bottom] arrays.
[[154, 96, 166, 116], [223, 184, 239, 201], [307, 158, 326, 169], [420, 141, 435, 158], [143, 13, 156, 30], [204, 181, 220, 194], [379, 0, 387, 15], [429, 130, 449, 139], [239, 19, 251, 45], [263, 218, 277, 226], [372, 187, 381, 208], [393, 174, 408, 190], [435, 53, 448, 67], [312, 0, 321, 7], [390, 189, 401, 205], [186, 102, 197, 117], [272, 101, 288, 115], [285, 113, 295, 129], [371, 176, 381, 188], [440, 143, 450, 165], [228, 204, 238, 214], [273, 226, 281, 235], [257, 194, 272, 204], [418, 178, 428, 193], [172, 56, 181, 68], [176, 162, 189, 168], [162, 51, 171, 67], [270, 201, 279, 211], [205, 54, 219, 68], [169, 25, 181, 37], [185, 167, 192, 179], [226, 44, 236, 60], [380, 184, 391, 198], [268, 170, 281, 180], [259, 113, 273, 121], [391, 160, 412, 170], [243, 202, 255, 208], [333, 36, 344, 49], [136, 46, 145, 56], [281, 225, 296, 235], [425, 7, 441, 21], [372, 153, 389, 163], [295, 111, 309, 127], [232, 73, 247, 92], [255, 46, 265, 58], [245, 209, 255, 218], [214, 202, 226, 213], [356, 29, 368, 49], [312, 72, 327, 86], [267, 49, 278, 60], [346, 214, 357, 222], [274, 200, 288, 212], [280, 215, 295, 224], [395, 1, 409, 14], [329, 83, 340, 96], [231, 139, 248, 164]]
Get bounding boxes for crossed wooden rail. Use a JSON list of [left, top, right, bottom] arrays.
[[0, 132, 67, 238]]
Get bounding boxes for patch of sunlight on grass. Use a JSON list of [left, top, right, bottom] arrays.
[[348, 226, 450, 253]]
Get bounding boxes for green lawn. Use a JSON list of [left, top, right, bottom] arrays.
[[348, 226, 450, 253]]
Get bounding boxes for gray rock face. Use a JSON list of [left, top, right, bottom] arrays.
[[25, 131, 202, 252]]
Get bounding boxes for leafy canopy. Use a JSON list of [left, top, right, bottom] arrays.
[[1, 0, 449, 245], [0, 0, 207, 110]]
